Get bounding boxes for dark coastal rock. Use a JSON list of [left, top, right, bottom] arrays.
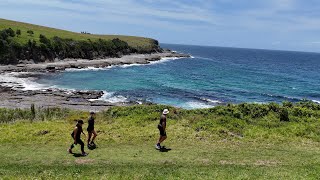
[[46, 65, 56, 72], [73, 90, 104, 99], [90, 101, 114, 106], [66, 97, 88, 103], [0, 86, 12, 93], [148, 56, 161, 61]]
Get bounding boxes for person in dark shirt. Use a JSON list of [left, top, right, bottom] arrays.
[[155, 109, 169, 150], [87, 111, 97, 148], [68, 120, 87, 156]]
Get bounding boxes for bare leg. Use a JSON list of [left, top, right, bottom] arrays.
[[87, 132, 92, 145], [91, 130, 97, 143], [157, 136, 162, 144], [158, 136, 167, 144]]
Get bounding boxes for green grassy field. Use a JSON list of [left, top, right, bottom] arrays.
[[1, 103, 320, 179], [0, 18, 156, 50]]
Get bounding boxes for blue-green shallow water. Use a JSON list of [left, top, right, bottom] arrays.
[[36, 44, 320, 109]]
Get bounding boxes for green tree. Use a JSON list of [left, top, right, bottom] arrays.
[[0, 30, 8, 40], [16, 29, 21, 37], [27, 30, 34, 36], [5, 28, 15, 37], [39, 34, 51, 45]]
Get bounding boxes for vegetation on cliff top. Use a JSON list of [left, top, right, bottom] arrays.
[[0, 18, 162, 64]]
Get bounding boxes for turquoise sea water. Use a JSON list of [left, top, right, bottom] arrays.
[[36, 44, 320, 109]]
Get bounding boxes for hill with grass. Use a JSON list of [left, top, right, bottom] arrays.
[[1, 101, 320, 179], [0, 18, 162, 64]]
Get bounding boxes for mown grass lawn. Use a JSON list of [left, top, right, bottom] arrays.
[[1, 136, 320, 179], [1, 103, 320, 179], [0, 123, 320, 179]]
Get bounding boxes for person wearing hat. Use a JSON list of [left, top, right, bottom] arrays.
[[155, 109, 169, 150], [68, 120, 88, 156], [87, 111, 97, 148]]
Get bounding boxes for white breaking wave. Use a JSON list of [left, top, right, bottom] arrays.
[[0, 72, 52, 90], [182, 101, 214, 109], [312, 100, 320, 104], [252, 102, 267, 104], [65, 66, 112, 72], [65, 57, 185, 71], [200, 98, 222, 104], [89, 91, 128, 103]]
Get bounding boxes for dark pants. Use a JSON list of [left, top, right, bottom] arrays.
[[70, 136, 84, 152]]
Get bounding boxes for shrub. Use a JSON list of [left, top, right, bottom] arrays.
[[5, 28, 15, 37], [279, 108, 289, 122], [268, 102, 280, 112], [31, 104, 35, 121], [27, 30, 34, 36], [283, 101, 293, 108], [0, 30, 9, 40], [39, 34, 51, 45], [16, 29, 21, 36]]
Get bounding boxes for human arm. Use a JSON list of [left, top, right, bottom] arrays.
[[73, 128, 78, 144], [162, 120, 166, 131]]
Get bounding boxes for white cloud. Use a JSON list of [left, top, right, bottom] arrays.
[[1, 0, 320, 52]]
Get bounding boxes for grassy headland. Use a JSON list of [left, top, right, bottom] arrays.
[[1, 101, 320, 179], [0, 18, 161, 64]]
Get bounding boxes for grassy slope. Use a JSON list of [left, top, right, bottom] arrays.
[[0, 18, 156, 50], [1, 104, 320, 179]]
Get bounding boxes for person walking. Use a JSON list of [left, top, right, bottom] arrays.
[[155, 109, 169, 150], [87, 111, 97, 148], [68, 120, 88, 156]]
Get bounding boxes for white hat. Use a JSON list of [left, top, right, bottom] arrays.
[[163, 109, 169, 115]]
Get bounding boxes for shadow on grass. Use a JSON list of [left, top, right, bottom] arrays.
[[72, 153, 83, 157], [88, 146, 97, 150], [71, 153, 89, 157], [159, 148, 172, 152]]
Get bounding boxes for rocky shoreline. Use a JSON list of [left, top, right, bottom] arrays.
[[0, 51, 190, 111]]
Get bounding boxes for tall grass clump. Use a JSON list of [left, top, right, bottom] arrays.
[[1, 101, 320, 142], [0, 106, 70, 123]]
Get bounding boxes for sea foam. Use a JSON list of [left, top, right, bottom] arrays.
[[0, 72, 51, 90], [89, 91, 128, 103], [65, 57, 185, 72], [183, 101, 214, 109]]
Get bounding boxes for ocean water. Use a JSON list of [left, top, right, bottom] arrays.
[[35, 44, 320, 109]]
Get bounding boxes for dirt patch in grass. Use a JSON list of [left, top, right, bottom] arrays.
[[75, 159, 95, 164], [35, 130, 50, 136], [254, 160, 280, 166], [219, 160, 246, 166], [199, 159, 211, 165], [219, 160, 280, 166]]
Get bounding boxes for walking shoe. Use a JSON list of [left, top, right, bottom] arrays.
[[68, 149, 73, 154], [155, 144, 161, 150], [82, 152, 88, 156], [87, 144, 91, 148]]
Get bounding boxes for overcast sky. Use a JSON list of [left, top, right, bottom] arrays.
[[0, 0, 320, 52]]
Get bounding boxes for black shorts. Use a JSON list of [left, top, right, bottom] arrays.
[[87, 128, 94, 132], [158, 125, 166, 136], [71, 134, 81, 141]]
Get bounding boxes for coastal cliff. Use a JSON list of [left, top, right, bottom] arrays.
[[0, 18, 163, 65]]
